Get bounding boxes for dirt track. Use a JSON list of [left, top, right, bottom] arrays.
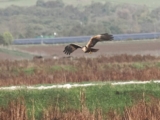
[[14, 39, 160, 59]]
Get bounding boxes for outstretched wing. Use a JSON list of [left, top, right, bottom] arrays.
[[63, 44, 82, 55], [86, 33, 113, 48]]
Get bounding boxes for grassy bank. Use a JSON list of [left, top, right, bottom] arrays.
[[0, 83, 160, 119]]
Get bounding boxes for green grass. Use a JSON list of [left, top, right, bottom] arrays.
[[0, 47, 33, 59], [131, 62, 149, 69], [1, 83, 160, 119], [10, 65, 77, 76], [101, 61, 160, 71], [23, 67, 35, 75], [0, 0, 160, 9], [156, 62, 160, 68]]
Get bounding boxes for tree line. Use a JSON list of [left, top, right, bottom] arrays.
[[0, 0, 159, 40]]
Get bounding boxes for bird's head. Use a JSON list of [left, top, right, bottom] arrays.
[[82, 46, 88, 52]]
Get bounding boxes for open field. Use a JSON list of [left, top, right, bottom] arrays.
[[0, 39, 160, 60], [0, 40, 160, 86], [0, 40, 160, 119], [14, 39, 160, 59], [0, 0, 160, 8]]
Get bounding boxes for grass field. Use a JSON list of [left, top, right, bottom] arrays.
[[1, 83, 160, 119], [0, 0, 160, 8], [0, 47, 33, 60], [0, 54, 160, 119], [0, 54, 160, 86], [0, 41, 160, 119]]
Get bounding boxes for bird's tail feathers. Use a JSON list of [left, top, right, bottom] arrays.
[[90, 48, 99, 52]]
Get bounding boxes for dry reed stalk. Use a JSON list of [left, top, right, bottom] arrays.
[[31, 99, 35, 120], [122, 100, 160, 120], [0, 98, 27, 120], [104, 99, 160, 120], [42, 106, 101, 120], [80, 89, 86, 111]]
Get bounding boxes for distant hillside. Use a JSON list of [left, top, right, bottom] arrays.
[[0, 0, 160, 9], [0, 0, 160, 38]]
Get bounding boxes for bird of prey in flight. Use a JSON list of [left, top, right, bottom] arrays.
[[63, 33, 113, 55]]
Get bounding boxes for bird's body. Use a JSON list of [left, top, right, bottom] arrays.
[[63, 33, 113, 55], [81, 46, 99, 53]]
